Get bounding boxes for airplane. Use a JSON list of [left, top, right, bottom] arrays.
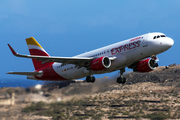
[[7, 32, 174, 84]]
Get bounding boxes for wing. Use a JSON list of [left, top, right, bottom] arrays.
[[8, 44, 97, 67], [8, 44, 116, 68], [7, 71, 42, 76]]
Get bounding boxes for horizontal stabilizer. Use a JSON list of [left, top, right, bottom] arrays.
[[7, 71, 42, 76]]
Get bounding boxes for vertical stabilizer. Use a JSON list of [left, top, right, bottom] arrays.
[[26, 37, 53, 70]]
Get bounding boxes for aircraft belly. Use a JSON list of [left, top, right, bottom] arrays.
[[112, 54, 126, 67], [66, 68, 87, 79], [125, 50, 140, 63], [53, 63, 87, 80]]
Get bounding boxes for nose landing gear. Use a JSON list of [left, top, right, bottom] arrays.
[[151, 55, 159, 68], [117, 68, 126, 84]]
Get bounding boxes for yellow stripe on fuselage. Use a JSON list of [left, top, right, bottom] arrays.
[[26, 37, 42, 48]]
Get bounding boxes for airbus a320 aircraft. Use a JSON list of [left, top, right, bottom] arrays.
[[7, 32, 174, 84]]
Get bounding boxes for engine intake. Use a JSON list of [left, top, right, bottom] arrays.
[[90, 56, 111, 71], [133, 58, 158, 72]]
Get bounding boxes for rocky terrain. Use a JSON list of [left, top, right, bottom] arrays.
[[0, 64, 180, 120]]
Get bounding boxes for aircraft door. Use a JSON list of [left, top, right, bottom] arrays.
[[142, 35, 148, 47], [142, 39, 148, 47]]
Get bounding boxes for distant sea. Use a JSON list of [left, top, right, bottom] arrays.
[[0, 79, 44, 88]]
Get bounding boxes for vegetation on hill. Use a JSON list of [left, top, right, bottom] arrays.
[[1, 64, 180, 119], [22, 87, 180, 120]]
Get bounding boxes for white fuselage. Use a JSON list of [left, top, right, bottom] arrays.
[[52, 32, 174, 80]]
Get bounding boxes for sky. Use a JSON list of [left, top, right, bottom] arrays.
[[1, 0, 180, 79]]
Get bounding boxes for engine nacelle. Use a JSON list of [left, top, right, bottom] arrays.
[[90, 56, 111, 71], [133, 58, 158, 72]]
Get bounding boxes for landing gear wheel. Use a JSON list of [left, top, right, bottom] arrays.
[[91, 76, 95, 83], [116, 68, 126, 84], [86, 76, 90, 82], [117, 76, 126, 84], [86, 76, 96, 83]]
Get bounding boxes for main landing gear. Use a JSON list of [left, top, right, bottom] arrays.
[[86, 70, 95, 83], [117, 68, 126, 84], [86, 75, 95, 83], [86, 69, 126, 84]]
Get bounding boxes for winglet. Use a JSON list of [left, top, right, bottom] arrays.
[[7, 44, 17, 55]]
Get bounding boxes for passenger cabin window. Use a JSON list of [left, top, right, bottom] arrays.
[[153, 36, 156, 39]]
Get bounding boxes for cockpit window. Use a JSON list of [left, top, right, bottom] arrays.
[[161, 35, 166, 37], [153, 34, 166, 39]]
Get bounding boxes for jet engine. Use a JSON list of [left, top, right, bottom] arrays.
[[133, 58, 158, 72], [90, 56, 111, 71]]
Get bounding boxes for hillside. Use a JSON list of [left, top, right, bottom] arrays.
[[0, 64, 180, 119]]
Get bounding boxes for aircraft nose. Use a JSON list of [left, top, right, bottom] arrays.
[[166, 37, 174, 47]]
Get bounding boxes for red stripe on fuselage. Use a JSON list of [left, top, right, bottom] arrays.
[[34, 64, 67, 81]]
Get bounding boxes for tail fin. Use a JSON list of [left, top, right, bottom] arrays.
[[26, 37, 53, 70]]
